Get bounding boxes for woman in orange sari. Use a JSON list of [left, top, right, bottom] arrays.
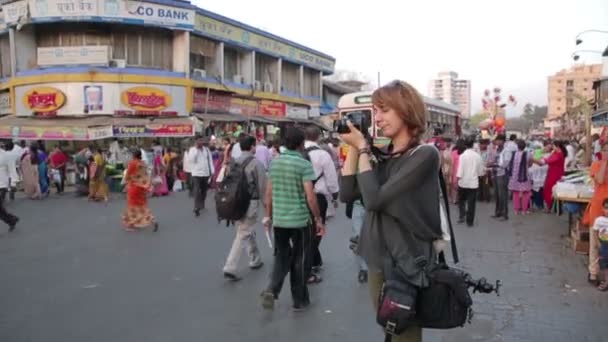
[[583, 141, 608, 286], [122, 150, 159, 232]]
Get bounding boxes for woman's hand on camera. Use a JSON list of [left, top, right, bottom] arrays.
[[339, 121, 367, 150]]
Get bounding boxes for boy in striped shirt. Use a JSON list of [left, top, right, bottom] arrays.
[[261, 127, 325, 311]]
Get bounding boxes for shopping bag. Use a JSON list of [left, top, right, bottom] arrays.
[[216, 165, 227, 184], [51, 169, 61, 184], [173, 180, 183, 192], [151, 176, 163, 185]]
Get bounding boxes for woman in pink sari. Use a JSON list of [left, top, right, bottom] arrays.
[[152, 151, 169, 196]]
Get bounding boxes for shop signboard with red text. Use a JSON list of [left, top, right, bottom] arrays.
[[259, 100, 286, 117], [15, 83, 187, 117], [192, 89, 261, 117], [113, 123, 194, 138]]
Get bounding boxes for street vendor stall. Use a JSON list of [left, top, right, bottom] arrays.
[[553, 171, 593, 254]]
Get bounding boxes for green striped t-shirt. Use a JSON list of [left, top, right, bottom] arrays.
[[269, 149, 316, 228]]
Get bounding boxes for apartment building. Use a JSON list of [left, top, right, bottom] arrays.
[[548, 64, 602, 118], [428, 71, 471, 118]]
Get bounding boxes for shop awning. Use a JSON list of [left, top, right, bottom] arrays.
[[0, 115, 113, 141], [249, 115, 276, 124], [112, 117, 195, 138], [194, 112, 247, 122], [591, 108, 608, 126], [289, 118, 333, 131]]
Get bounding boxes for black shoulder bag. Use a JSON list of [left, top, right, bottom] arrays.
[[376, 171, 471, 341]]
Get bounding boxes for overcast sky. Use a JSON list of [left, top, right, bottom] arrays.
[[193, 0, 608, 117]]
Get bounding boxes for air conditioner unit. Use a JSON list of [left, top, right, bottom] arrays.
[[233, 74, 243, 84], [263, 82, 273, 93], [109, 59, 126, 68], [253, 80, 262, 91], [192, 68, 207, 79]]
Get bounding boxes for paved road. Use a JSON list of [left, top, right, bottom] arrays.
[[0, 192, 605, 342]]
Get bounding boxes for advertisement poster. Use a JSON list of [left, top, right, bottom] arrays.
[[259, 100, 286, 117], [84, 85, 103, 113], [0, 125, 89, 140], [113, 123, 194, 138]]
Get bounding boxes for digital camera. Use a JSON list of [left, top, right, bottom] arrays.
[[335, 111, 370, 135]]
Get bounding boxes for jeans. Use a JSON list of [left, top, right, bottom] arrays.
[[53, 167, 66, 193], [531, 189, 544, 209], [308, 193, 328, 272], [351, 202, 368, 271], [267, 226, 311, 306], [458, 187, 478, 226], [223, 200, 262, 274], [478, 175, 492, 202], [494, 175, 509, 219], [192, 176, 209, 211]]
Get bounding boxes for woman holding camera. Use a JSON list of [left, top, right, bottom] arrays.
[[340, 80, 442, 342]]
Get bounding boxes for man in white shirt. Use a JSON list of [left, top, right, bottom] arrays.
[[230, 133, 246, 160], [303, 127, 339, 282], [457, 137, 485, 227], [565, 141, 576, 170], [0, 148, 18, 232], [593, 134, 601, 161], [183, 143, 193, 197], [187, 136, 215, 216], [4, 141, 22, 201]]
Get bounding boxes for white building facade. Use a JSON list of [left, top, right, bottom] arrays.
[[428, 71, 471, 118]]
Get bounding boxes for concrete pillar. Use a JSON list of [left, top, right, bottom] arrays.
[[241, 50, 254, 85], [214, 42, 225, 81], [276, 58, 282, 94], [8, 28, 16, 77], [318, 70, 323, 101], [172, 31, 189, 74], [250, 50, 256, 86], [299, 65, 304, 97]]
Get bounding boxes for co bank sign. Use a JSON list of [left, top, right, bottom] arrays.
[[127, 4, 194, 27]]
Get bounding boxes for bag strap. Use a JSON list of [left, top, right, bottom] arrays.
[[240, 156, 255, 172], [438, 169, 459, 264]]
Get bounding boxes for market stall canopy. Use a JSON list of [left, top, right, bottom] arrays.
[[194, 112, 247, 123], [290, 118, 333, 131], [0, 115, 113, 141], [591, 109, 608, 126]]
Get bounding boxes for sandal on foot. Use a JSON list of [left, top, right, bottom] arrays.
[[597, 281, 608, 292], [307, 273, 323, 284], [588, 273, 600, 286]]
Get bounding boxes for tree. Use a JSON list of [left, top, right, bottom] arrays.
[[505, 117, 530, 132], [469, 111, 488, 128], [521, 103, 547, 129]]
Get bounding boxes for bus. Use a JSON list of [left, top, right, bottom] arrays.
[[336, 90, 462, 160]]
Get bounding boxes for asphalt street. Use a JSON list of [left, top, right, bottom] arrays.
[[0, 192, 606, 342]]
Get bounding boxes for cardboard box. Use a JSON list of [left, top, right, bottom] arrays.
[[571, 229, 590, 254]]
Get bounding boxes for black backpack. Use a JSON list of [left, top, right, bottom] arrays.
[[302, 146, 324, 185], [215, 156, 254, 224]]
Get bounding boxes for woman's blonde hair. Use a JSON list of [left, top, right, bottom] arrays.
[[372, 80, 427, 143]]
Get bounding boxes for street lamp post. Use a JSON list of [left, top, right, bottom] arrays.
[[573, 30, 607, 164], [575, 30, 608, 46], [572, 50, 605, 61]]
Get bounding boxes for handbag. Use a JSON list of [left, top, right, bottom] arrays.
[[172, 180, 183, 192], [151, 175, 163, 185], [376, 168, 466, 341]]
